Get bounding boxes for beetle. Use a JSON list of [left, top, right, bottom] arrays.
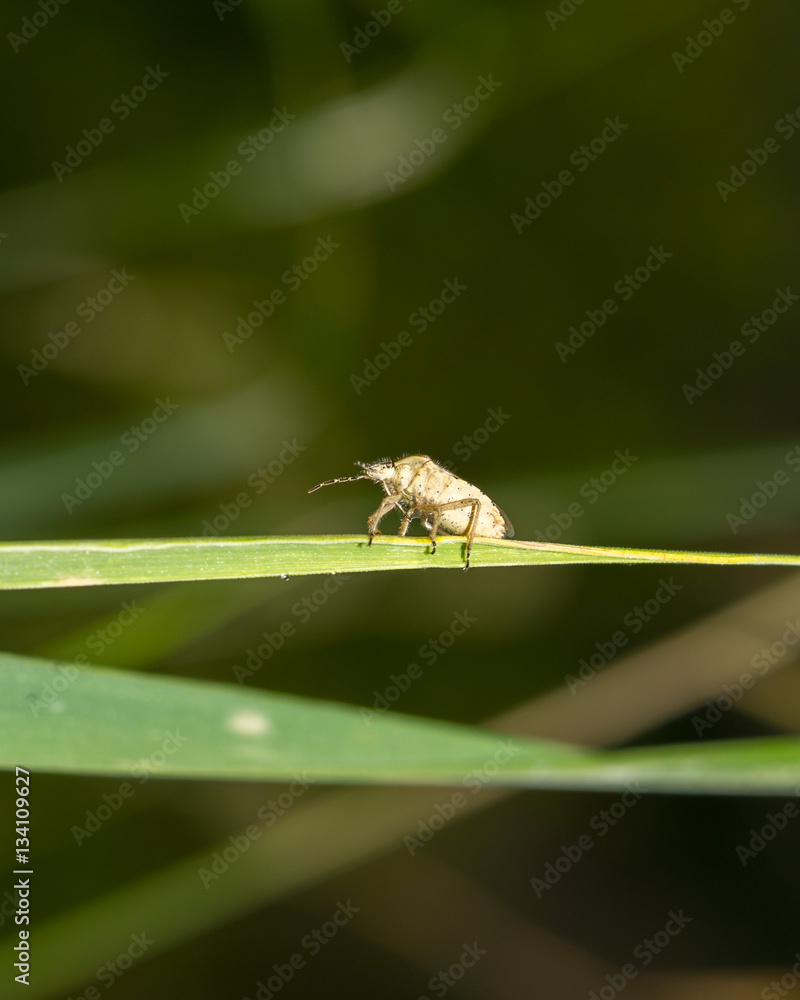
[[308, 454, 514, 569]]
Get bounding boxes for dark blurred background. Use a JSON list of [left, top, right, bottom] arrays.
[[2, 0, 800, 997]]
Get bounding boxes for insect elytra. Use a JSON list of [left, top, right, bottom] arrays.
[[308, 454, 513, 570]]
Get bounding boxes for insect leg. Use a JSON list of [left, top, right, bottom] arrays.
[[423, 507, 442, 555], [367, 493, 403, 546], [432, 498, 482, 570], [397, 503, 418, 537]]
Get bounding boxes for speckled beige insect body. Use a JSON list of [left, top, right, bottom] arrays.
[[308, 454, 514, 569]]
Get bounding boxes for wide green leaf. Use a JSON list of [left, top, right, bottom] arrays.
[[5, 653, 800, 794]]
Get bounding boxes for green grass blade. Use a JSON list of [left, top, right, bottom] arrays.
[[6, 786, 478, 1000], [5, 653, 800, 794], [1, 652, 584, 785], [0, 535, 798, 589], [0, 375, 315, 535]]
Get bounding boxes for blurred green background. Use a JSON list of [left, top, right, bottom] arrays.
[[2, 0, 800, 997]]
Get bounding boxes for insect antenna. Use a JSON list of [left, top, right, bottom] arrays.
[[307, 474, 367, 494]]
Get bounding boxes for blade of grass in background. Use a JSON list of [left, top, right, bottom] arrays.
[[4, 653, 800, 794], [0, 0, 709, 293], [0, 374, 315, 535], [4, 648, 800, 999], [4, 428, 797, 544]]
